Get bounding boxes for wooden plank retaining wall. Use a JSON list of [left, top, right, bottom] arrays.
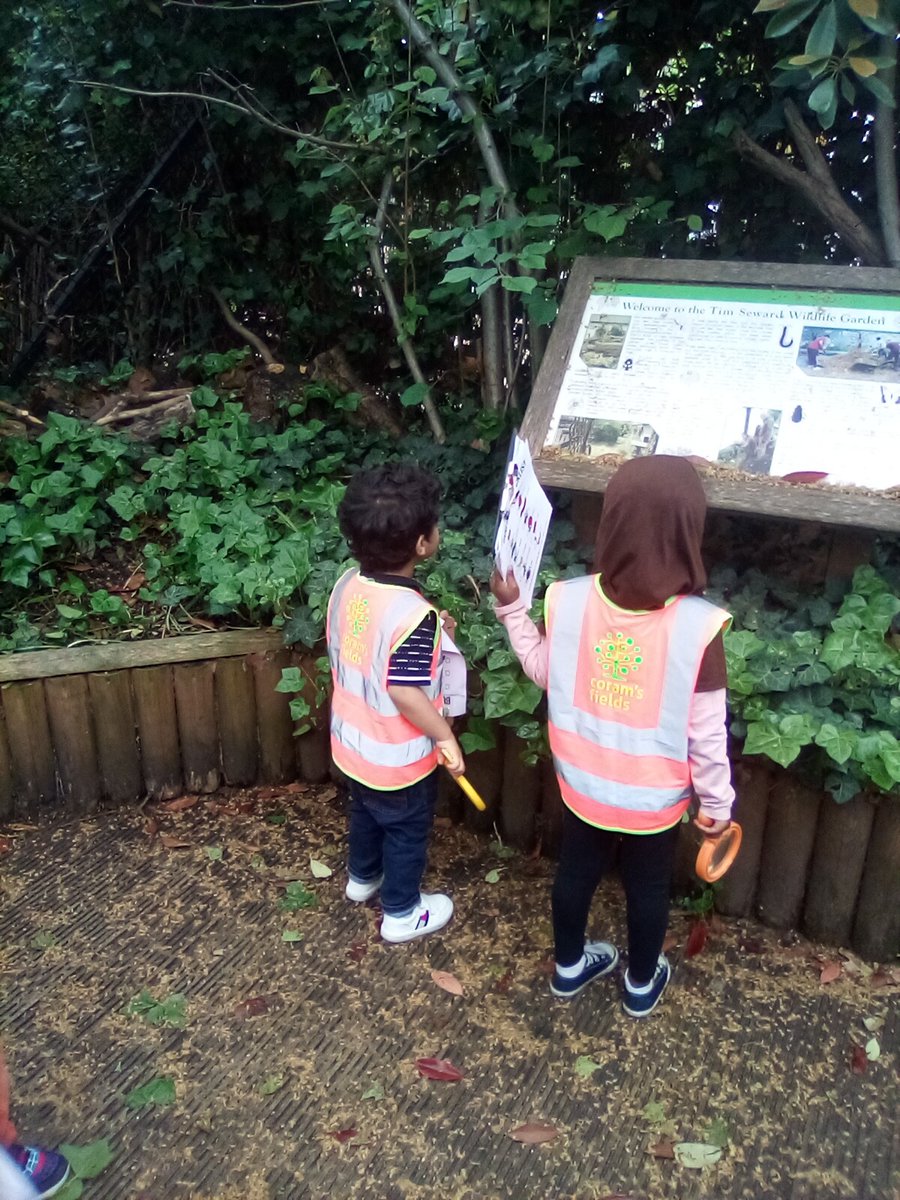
[[1, 632, 896, 961], [0, 631, 331, 818]]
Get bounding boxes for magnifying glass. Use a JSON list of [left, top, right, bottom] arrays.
[[695, 821, 743, 882]]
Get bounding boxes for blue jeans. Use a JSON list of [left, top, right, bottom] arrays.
[[347, 771, 437, 917]]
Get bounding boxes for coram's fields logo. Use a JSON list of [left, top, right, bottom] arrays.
[[595, 631, 643, 680]]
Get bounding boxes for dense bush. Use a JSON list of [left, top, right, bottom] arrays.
[[1, 391, 898, 800]]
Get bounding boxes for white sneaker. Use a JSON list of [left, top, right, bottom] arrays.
[[345, 874, 383, 902], [380, 893, 454, 943]]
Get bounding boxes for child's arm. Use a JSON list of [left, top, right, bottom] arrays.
[[387, 685, 465, 776], [490, 569, 549, 690], [688, 688, 734, 833]]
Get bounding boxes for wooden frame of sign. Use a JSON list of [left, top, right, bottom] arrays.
[[519, 257, 900, 533]]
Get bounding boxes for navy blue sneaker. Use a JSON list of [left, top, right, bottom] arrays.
[[8, 1144, 71, 1199], [622, 954, 671, 1018], [550, 941, 619, 997]]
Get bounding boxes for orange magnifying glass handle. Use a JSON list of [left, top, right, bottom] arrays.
[[695, 821, 742, 882]]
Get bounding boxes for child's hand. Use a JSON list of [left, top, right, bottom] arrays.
[[490, 568, 520, 607], [437, 736, 466, 777], [694, 813, 730, 838], [439, 609, 457, 639]]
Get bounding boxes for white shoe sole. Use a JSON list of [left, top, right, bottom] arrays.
[[381, 912, 453, 944]]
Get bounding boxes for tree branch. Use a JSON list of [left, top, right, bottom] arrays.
[[210, 287, 279, 368], [76, 79, 368, 153], [369, 172, 445, 443], [387, 0, 519, 218], [733, 124, 885, 265], [874, 34, 900, 268]]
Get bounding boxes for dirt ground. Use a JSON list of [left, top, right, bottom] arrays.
[[1, 783, 897, 1200]]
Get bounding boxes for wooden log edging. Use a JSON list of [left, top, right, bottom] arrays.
[[0, 630, 897, 961]]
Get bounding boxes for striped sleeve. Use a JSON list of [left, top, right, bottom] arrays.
[[387, 611, 438, 686]]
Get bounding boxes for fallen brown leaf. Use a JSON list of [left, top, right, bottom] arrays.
[[234, 993, 281, 1020], [430, 969, 464, 997], [648, 1139, 676, 1159], [508, 1121, 559, 1145], [157, 795, 200, 813], [494, 967, 515, 994], [849, 1044, 868, 1074], [684, 919, 708, 959], [819, 961, 842, 985], [415, 1057, 464, 1081], [281, 781, 309, 794], [348, 941, 367, 963], [327, 1127, 357, 1144], [143, 817, 159, 839], [159, 835, 192, 850], [662, 933, 679, 954]]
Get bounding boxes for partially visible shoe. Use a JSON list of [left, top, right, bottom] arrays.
[[380, 892, 453, 943], [7, 1144, 71, 1199], [345, 874, 383, 902], [622, 954, 671, 1018], [550, 940, 619, 997]]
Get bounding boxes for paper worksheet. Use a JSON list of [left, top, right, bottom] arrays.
[[440, 629, 467, 718], [493, 433, 552, 610]]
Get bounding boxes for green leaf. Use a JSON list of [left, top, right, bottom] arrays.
[[764, 0, 821, 37], [705, 1117, 731, 1148], [309, 857, 333, 878], [808, 75, 837, 115], [642, 1100, 668, 1125], [280, 881, 317, 910], [459, 716, 496, 753], [399, 382, 429, 407], [57, 1140, 115, 1180], [814, 722, 857, 765], [859, 73, 896, 106], [125, 1075, 176, 1109], [674, 1142, 723, 1169], [532, 137, 554, 163], [805, 1, 837, 58], [361, 1082, 385, 1100], [500, 274, 537, 294], [259, 1074, 286, 1094], [575, 1055, 601, 1077], [55, 1180, 85, 1200], [686, 214, 703, 231], [743, 719, 803, 767], [204, 845, 223, 861], [32, 930, 58, 949], [126, 989, 187, 1027], [865, 1036, 881, 1060], [282, 929, 304, 942], [485, 868, 501, 884]]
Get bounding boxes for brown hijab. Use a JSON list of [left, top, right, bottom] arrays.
[[593, 455, 726, 691]]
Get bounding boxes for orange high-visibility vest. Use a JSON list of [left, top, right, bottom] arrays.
[[327, 568, 441, 790], [545, 575, 730, 833]]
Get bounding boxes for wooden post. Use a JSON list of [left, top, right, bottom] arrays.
[[756, 772, 821, 929], [463, 728, 505, 834], [852, 798, 900, 961], [803, 793, 876, 947], [173, 662, 221, 793], [214, 656, 258, 786], [250, 651, 296, 785], [500, 734, 540, 850], [0, 703, 12, 820], [715, 759, 771, 918], [45, 675, 100, 815], [2, 681, 56, 814], [88, 671, 142, 806], [132, 665, 182, 799], [297, 710, 331, 785]]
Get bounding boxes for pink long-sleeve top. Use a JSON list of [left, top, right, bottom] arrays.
[[495, 597, 735, 822]]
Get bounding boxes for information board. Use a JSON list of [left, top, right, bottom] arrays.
[[520, 258, 900, 532]]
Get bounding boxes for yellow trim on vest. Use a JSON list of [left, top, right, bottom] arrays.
[[562, 799, 685, 836], [334, 759, 438, 792]]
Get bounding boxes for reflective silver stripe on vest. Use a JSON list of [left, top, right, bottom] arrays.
[[328, 571, 440, 715], [332, 714, 434, 768], [554, 756, 691, 811], [547, 578, 716, 758]]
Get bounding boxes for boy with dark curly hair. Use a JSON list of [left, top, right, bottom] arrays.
[[327, 463, 464, 943]]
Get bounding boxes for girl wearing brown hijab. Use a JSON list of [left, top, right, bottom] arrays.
[[491, 456, 734, 1017]]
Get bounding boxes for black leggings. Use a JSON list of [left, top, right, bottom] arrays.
[[552, 806, 679, 985]]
